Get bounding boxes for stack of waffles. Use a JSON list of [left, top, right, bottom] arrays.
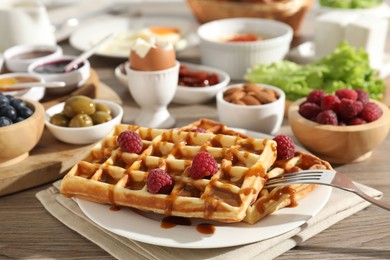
[[61, 118, 332, 224]]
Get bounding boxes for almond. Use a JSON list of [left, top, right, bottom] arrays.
[[232, 99, 246, 105], [243, 83, 263, 93], [224, 87, 243, 96], [254, 91, 277, 104], [224, 90, 245, 102], [241, 95, 261, 105]]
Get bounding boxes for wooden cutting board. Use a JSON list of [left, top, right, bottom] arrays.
[[0, 71, 122, 196]]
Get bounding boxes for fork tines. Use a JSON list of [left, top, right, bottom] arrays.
[[264, 169, 336, 188]]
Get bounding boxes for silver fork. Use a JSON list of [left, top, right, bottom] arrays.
[[264, 169, 390, 211]]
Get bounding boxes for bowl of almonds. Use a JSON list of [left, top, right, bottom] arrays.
[[216, 82, 285, 134]]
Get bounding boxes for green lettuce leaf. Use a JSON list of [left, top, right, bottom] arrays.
[[244, 42, 385, 101]]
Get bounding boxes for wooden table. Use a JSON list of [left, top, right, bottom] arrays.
[[1, 2, 390, 259]]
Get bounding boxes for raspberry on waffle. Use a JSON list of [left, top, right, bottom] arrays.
[[61, 123, 277, 223]]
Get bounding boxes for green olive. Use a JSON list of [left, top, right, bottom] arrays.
[[95, 102, 111, 114], [63, 96, 96, 118], [69, 114, 93, 127], [91, 111, 112, 125], [50, 113, 70, 127]]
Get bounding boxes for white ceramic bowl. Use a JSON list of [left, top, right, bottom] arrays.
[[28, 55, 90, 96], [173, 62, 230, 104], [45, 99, 124, 144], [197, 18, 293, 80], [216, 83, 285, 134], [0, 72, 44, 97], [3, 44, 63, 72]]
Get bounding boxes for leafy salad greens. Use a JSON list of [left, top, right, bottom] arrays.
[[244, 42, 385, 101], [319, 0, 383, 9]]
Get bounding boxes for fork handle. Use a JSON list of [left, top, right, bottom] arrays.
[[352, 188, 390, 211]]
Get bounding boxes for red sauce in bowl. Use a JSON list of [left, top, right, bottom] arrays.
[[226, 33, 261, 42], [179, 65, 219, 87]]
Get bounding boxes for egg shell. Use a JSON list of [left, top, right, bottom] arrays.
[[130, 45, 176, 71]]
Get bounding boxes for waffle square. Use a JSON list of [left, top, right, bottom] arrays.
[[61, 123, 277, 223]]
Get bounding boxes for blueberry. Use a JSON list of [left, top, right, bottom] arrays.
[[0, 95, 9, 108], [10, 98, 26, 110], [13, 117, 25, 123], [18, 106, 33, 118], [0, 105, 17, 120], [0, 116, 13, 127]]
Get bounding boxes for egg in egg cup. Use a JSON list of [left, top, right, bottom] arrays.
[[126, 38, 179, 128]]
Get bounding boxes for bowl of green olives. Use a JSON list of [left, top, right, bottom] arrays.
[[45, 95, 123, 144]]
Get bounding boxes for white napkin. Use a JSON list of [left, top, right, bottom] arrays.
[[36, 181, 382, 260]]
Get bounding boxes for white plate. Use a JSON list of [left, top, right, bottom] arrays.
[[76, 128, 332, 249], [69, 15, 199, 59], [287, 41, 390, 78]]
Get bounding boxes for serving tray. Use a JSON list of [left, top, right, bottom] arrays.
[[0, 71, 122, 196]]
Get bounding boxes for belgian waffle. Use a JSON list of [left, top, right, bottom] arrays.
[[61, 123, 277, 223], [181, 118, 332, 224]]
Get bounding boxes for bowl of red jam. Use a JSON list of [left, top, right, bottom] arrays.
[[3, 44, 63, 72], [28, 55, 90, 96], [173, 62, 230, 104]]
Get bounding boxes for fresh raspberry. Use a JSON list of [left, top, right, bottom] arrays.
[[349, 117, 366, 125], [117, 130, 143, 153], [306, 89, 325, 105], [360, 102, 382, 122], [299, 102, 321, 120], [355, 89, 370, 105], [321, 94, 340, 112], [190, 127, 206, 133], [335, 89, 357, 101], [146, 168, 174, 194], [273, 135, 295, 160], [189, 152, 218, 179], [338, 99, 363, 120], [316, 110, 338, 125]]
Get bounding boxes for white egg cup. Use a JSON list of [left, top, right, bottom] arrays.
[[125, 61, 180, 128]]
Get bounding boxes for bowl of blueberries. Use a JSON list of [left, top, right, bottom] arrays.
[[0, 93, 45, 167]]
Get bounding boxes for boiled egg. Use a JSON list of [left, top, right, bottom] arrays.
[[130, 38, 176, 71]]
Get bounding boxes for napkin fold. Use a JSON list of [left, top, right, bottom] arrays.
[[36, 181, 382, 260]]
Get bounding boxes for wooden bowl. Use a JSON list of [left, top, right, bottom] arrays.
[[187, 0, 313, 36], [0, 99, 45, 167], [288, 98, 390, 164]]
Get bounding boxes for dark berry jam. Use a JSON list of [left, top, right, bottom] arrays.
[[33, 59, 83, 74]]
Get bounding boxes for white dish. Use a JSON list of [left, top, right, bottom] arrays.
[[287, 41, 390, 78], [76, 128, 332, 249], [20, 87, 45, 101], [70, 15, 199, 59]]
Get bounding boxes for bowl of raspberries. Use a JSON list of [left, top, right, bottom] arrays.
[[288, 88, 390, 164], [0, 94, 45, 166]]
